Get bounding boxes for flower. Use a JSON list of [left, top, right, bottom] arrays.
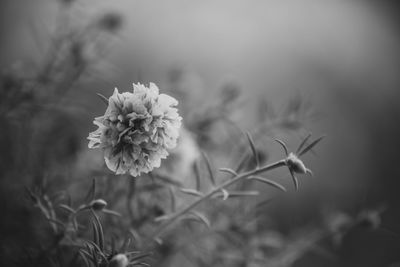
[[88, 83, 182, 177]]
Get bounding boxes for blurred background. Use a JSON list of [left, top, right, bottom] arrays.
[[1, 0, 400, 266]]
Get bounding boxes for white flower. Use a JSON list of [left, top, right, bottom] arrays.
[[88, 83, 182, 177]]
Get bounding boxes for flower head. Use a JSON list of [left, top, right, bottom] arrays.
[[88, 83, 182, 177]]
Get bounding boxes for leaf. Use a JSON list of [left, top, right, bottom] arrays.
[[218, 168, 238, 177], [214, 190, 259, 198], [179, 188, 204, 197], [154, 214, 171, 222], [235, 153, 251, 173], [168, 187, 176, 212], [78, 250, 91, 267], [85, 179, 96, 203], [85, 240, 107, 264], [58, 204, 75, 214], [135, 262, 150, 267], [274, 139, 288, 156], [246, 132, 260, 168], [248, 176, 287, 192], [90, 209, 104, 251], [289, 169, 299, 191], [129, 252, 153, 263], [186, 211, 211, 228], [221, 189, 229, 200], [102, 209, 122, 217], [91, 220, 99, 248], [296, 132, 312, 154], [193, 161, 201, 191], [299, 135, 326, 156], [226, 191, 259, 197], [202, 152, 216, 186], [96, 93, 109, 106]]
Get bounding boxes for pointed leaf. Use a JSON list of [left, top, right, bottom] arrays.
[[289, 169, 299, 191], [96, 93, 109, 106], [85, 179, 96, 203], [179, 188, 204, 197], [248, 176, 287, 192], [187, 211, 211, 228], [58, 204, 75, 214], [219, 168, 238, 177], [90, 209, 104, 251], [202, 152, 216, 186], [130, 252, 153, 263], [79, 250, 91, 267], [235, 153, 251, 173], [299, 135, 326, 156], [246, 132, 260, 168], [102, 209, 122, 217], [274, 139, 288, 156], [154, 214, 171, 222], [193, 161, 201, 191], [168, 187, 176, 212], [296, 132, 312, 154]]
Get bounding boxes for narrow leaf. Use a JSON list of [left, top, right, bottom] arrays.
[[79, 250, 91, 267], [85, 179, 96, 203], [102, 209, 122, 217], [59, 204, 75, 214], [296, 132, 312, 154], [299, 135, 326, 156], [289, 169, 299, 191], [235, 153, 250, 173], [214, 190, 259, 198], [274, 139, 288, 156], [246, 132, 260, 168], [90, 209, 104, 251], [154, 214, 171, 222], [193, 161, 201, 191], [179, 188, 204, 197], [248, 176, 287, 192], [168, 187, 176, 212], [91, 220, 99, 248], [187, 211, 211, 228], [202, 152, 216, 186], [96, 93, 109, 106], [219, 168, 238, 177], [130, 252, 153, 262]]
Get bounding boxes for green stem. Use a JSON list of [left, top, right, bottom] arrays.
[[149, 159, 287, 241]]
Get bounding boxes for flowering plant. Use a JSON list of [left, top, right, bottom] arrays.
[[88, 83, 182, 177]]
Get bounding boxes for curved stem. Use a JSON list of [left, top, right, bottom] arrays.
[[148, 159, 287, 242]]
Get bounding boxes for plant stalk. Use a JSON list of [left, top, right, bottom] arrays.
[[149, 159, 287, 241]]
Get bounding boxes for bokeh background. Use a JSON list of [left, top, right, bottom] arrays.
[[1, 0, 400, 266]]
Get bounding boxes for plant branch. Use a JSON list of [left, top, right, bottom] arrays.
[[148, 159, 287, 241]]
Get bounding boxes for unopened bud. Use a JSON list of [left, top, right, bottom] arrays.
[[108, 254, 129, 267], [286, 153, 309, 174], [90, 199, 107, 211]]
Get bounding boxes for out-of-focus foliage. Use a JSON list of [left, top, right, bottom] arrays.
[[1, 1, 400, 267]]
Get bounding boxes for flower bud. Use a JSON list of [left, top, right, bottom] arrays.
[[90, 199, 107, 211], [108, 254, 129, 267], [286, 153, 308, 174]]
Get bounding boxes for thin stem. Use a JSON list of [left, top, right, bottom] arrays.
[[148, 159, 286, 241]]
